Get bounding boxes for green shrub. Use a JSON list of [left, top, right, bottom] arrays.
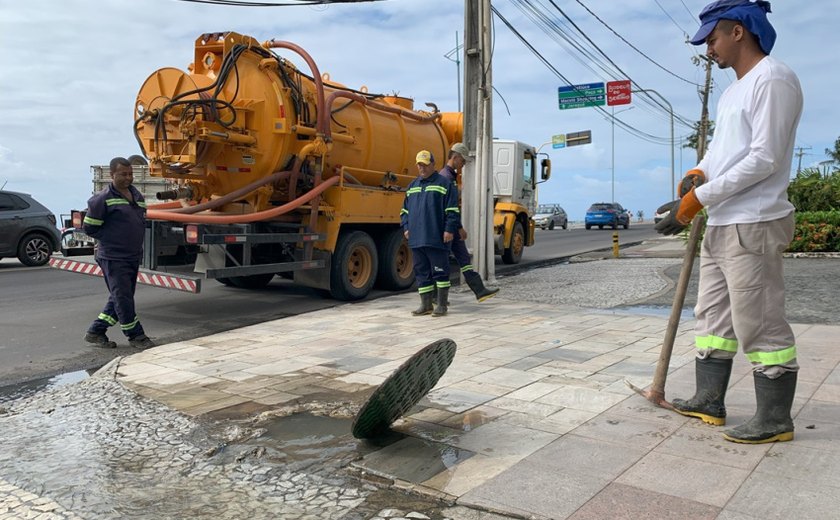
[[788, 211, 840, 252]]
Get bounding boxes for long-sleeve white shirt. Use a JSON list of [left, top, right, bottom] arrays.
[[694, 55, 803, 225]]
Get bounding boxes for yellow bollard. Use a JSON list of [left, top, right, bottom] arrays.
[[612, 231, 620, 258]]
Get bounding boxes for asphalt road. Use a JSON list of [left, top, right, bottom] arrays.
[[0, 223, 659, 387]]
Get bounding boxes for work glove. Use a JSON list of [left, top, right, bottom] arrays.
[[654, 188, 704, 236], [678, 168, 705, 198]]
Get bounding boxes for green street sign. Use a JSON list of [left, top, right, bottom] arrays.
[[558, 82, 605, 110]]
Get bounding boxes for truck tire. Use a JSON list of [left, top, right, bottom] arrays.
[[229, 273, 275, 289], [330, 230, 378, 301], [18, 232, 53, 267], [501, 221, 525, 265], [375, 229, 414, 291]]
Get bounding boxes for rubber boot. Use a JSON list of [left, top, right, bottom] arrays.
[[464, 272, 499, 302], [723, 371, 797, 444], [671, 357, 733, 426], [431, 286, 448, 306], [432, 287, 449, 317], [412, 291, 434, 316]]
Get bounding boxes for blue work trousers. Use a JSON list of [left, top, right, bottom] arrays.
[[412, 247, 450, 290], [87, 258, 145, 339], [449, 233, 473, 272]]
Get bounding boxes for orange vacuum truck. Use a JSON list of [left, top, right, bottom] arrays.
[[53, 32, 542, 300]]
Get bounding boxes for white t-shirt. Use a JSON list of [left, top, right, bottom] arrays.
[[694, 55, 803, 225]]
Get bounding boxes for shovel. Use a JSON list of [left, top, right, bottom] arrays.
[[625, 214, 705, 409]]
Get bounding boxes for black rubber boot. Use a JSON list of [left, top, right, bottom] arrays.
[[723, 371, 797, 444], [464, 272, 499, 302], [671, 357, 733, 426], [412, 291, 434, 316], [432, 287, 449, 317]]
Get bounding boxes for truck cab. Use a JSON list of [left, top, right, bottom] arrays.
[[492, 140, 550, 263]]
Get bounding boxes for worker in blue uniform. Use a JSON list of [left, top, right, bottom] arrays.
[[439, 142, 499, 303], [83, 157, 155, 349], [400, 150, 460, 317]]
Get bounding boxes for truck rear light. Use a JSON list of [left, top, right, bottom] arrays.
[[72, 211, 83, 228], [185, 225, 199, 244]]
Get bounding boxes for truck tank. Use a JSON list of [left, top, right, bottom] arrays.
[[133, 32, 462, 217]]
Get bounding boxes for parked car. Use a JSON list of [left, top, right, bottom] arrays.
[[0, 190, 61, 266], [585, 202, 630, 230], [534, 204, 568, 230]]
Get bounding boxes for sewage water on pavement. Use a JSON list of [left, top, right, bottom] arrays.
[[0, 369, 90, 404], [609, 304, 694, 320], [0, 376, 464, 519]]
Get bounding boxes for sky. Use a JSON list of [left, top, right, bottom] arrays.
[[1, 0, 837, 222]]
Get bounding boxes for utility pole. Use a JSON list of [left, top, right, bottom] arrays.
[[794, 146, 811, 174], [695, 55, 713, 162], [463, 0, 494, 282]]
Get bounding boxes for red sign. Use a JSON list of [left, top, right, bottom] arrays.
[[607, 80, 632, 106]]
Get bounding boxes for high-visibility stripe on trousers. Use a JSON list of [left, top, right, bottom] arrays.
[[86, 258, 145, 339]]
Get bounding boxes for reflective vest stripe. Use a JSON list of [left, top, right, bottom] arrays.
[[84, 216, 104, 226], [105, 198, 130, 206]]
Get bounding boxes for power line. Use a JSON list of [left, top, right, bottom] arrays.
[[569, 0, 700, 88], [518, 0, 694, 128], [652, 0, 690, 37], [491, 5, 674, 146]]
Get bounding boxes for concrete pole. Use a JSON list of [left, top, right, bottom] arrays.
[[462, 0, 494, 282]]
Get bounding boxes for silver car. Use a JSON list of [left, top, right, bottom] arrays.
[[534, 204, 568, 230], [0, 190, 61, 266]]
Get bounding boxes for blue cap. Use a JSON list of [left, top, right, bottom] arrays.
[[690, 0, 776, 55]]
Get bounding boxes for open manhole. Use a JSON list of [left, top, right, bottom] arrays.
[[352, 338, 457, 439]]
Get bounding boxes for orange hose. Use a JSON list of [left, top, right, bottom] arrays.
[[146, 176, 339, 224], [165, 170, 293, 214], [148, 201, 186, 209]]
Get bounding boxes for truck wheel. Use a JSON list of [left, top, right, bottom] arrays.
[[585, 224, 591, 230], [375, 229, 414, 291], [229, 273, 274, 289], [330, 231, 378, 301], [501, 221, 524, 265], [18, 233, 53, 267]]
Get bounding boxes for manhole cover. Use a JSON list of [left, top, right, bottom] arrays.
[[352, 338, 457, 439]]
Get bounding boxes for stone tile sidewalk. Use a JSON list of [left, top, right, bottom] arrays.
[[116, 288, 840, 520]]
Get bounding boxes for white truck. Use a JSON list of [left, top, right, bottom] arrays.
[[492, 139, 550, 264]]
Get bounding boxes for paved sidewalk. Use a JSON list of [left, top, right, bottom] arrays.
[[114, 271, 840, 519]]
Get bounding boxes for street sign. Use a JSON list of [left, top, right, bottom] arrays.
[[558, 82, 605, 110], [607, 80, 632, 106], [566, 130, 592, 147], [552, 134, 566, 149]]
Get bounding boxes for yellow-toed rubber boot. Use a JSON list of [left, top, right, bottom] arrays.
[[723, 371, 796, 444], [671, 357, 732, 426]]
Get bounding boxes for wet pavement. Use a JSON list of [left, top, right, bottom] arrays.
[[1, 236, 838, 519]]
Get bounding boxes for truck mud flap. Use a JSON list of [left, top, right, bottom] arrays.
[[49, 257, 201, 293]]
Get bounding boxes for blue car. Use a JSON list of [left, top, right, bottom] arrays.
[[585, 202, 630, 230]]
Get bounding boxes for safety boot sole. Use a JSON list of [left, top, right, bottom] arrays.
[[722, 430, 794, 444], [673, 408, 726, 426], [476, 291, 499, 303]]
